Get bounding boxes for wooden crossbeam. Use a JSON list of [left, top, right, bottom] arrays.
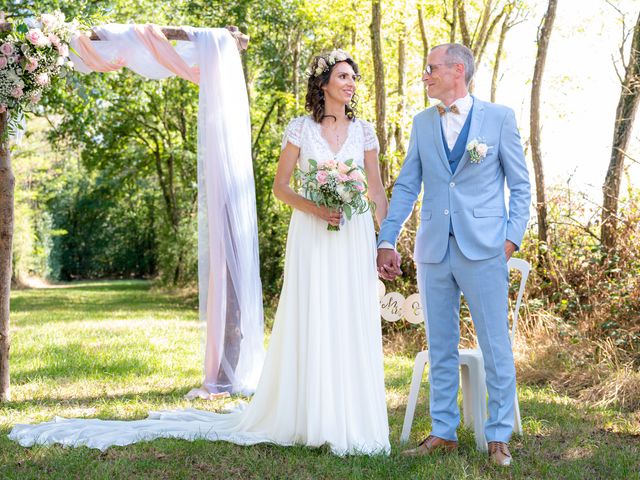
[[88, 25, 249, 51]]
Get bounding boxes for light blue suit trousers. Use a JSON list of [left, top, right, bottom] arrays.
[[378, 97, 531, 442]]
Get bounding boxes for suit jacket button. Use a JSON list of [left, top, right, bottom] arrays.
[[444, 209, 449, 215], [449, 182, 455, 188]]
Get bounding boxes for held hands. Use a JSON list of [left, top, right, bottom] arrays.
[[315, 205, 342, 227], [377, 248, 402, 281]]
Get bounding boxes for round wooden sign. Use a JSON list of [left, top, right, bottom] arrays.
[[402, 293, 424, 324], [380, 292, 404, 322]]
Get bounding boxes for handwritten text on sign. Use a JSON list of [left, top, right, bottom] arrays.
[[378, 280, 424, 325]]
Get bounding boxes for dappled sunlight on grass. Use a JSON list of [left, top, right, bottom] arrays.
[[1, 281, 638, 479]]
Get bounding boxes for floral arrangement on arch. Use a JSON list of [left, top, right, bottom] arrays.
[[0, 11, 78, 135]]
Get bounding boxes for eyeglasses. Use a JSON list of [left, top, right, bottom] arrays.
[[423, 63, 457, 76]]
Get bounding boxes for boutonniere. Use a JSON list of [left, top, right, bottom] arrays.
[[466, 139, 492, 164]]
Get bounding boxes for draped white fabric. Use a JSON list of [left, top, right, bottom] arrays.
[[187, 28, 264, 394], [69, 25, 265, 394]]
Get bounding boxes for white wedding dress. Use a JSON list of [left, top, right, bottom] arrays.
[[9, 115, 390, 456]]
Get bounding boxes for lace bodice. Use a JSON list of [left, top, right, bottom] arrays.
[[282, 116, 379, 172]]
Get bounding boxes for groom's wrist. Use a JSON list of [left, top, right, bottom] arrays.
[[378, 240, 395, 250]]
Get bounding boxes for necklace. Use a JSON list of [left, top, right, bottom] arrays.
[[321, 116, 350, 156]]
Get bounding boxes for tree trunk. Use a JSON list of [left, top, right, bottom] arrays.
[[457, 1, 471, 48], [491, 6, 513, 103], [417, 5, 430, 107], [450, 0, 459, 42], [370, 0, 388, 183], [291, 30, 302, 111], [472, 0, 495, 59], [0, 111, 14, 402], [395, 24, 407, 156], [475, 4, 506, 66], [602, 11, 640, 251], [530, 0, 558, 251]]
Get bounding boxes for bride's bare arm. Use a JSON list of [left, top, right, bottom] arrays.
[[364, 149, 388, 228], [272, 142, 342, 226]]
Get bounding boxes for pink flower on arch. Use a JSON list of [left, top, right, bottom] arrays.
[[0, 56, 7, 69], [57, 43, 69, 57], [41, 14, 58, 29], [35, 72, 50, 86], [0, 42, 13, 56], [10, 86, 24, 98], [27, 29, 50, 47], [27, 29, 43, 45], [0, 104, 7, 114], [30, 91, 42, 104], [25, 57, 38, 72], [48, 33, 61, 48]]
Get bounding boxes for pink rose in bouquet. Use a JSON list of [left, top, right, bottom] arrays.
[[316, 170, 329, 185]]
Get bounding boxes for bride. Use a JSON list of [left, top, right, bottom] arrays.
[[10, 49, 391, 456]]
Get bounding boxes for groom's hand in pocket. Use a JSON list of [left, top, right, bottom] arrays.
[[504, 240, 517, 261], [377, 248, 402, 280]]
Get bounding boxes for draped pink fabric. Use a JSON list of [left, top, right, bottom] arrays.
[[74, 35, 126, 72], [133, 25, 200, 84]]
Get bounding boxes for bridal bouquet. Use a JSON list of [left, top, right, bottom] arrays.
[[0, 11, 78, 135], [296, 159, 371, 231]]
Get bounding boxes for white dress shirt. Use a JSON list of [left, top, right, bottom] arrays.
[[378, 93, 473, 250], [441, 93, 473, 151]]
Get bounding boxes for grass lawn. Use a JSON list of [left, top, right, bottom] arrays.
[[1, 280, 638, 479]]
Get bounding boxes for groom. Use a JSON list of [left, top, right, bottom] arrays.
[[377, 43, 530, 466]]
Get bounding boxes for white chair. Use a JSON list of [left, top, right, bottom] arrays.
[[400, 258, 531, 451]]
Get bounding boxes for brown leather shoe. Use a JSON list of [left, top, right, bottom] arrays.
[[401, 435, 458, 457], [488, 441, 512, 466]]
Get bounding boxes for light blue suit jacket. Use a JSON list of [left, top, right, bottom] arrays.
[[378, 97, 531, 263]]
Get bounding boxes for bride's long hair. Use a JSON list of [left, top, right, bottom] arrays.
[[305, 51, 360, 123]]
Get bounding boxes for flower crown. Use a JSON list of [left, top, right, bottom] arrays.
[[310, 49, 351, 77]]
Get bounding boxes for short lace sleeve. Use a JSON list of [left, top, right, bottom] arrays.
[[361, 120, 379, 152], [281, 116, 306, 150]]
